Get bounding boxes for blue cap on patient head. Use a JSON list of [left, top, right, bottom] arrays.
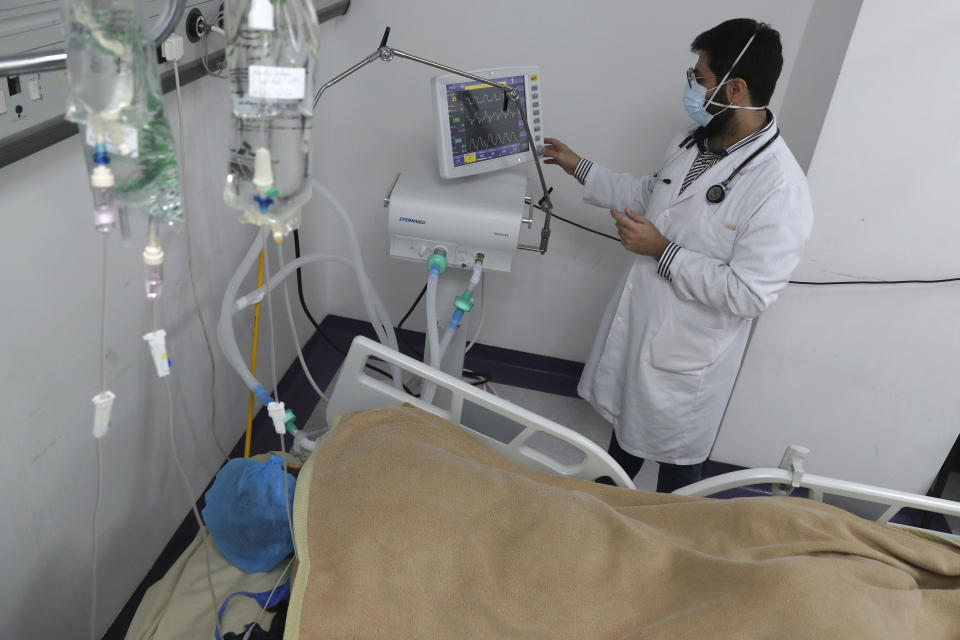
[[202, 455, 296, 573]]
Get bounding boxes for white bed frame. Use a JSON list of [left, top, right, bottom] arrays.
[[326, 336, 635, 488], [328, 337, 960, 542], [675, 445, 960, 542]]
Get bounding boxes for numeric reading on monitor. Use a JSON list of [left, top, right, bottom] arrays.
[[446, 75, 528, 167]]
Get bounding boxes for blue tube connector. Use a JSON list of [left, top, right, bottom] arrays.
[[92, 142, 110, 166], [448, 308, 465, 330], [253, 385, 274, 408], [253, 195, 275, 214]]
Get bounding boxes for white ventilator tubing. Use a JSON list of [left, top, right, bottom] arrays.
[[421, 261, 482, 405], [426, 270, 442, 368], [313, 181, 402, 387], [438, 261, 481, 361], [227, 255, 405, 399], [234, 250, 400, 346], [220, 184, 407, 402], [277, 242, 327, 402], [420, 272, 442, 405]]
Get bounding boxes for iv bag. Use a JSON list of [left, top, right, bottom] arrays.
[[62, 0, 183, 224], [222, 0, 321, 240]]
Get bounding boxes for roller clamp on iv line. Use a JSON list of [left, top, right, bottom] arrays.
[[315, 27, 556, 254]]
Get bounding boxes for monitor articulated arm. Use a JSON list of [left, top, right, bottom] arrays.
[[314, 27, 554, 255]]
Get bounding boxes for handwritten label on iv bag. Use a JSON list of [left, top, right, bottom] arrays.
[[248, 66, 306, 100], [86, 124, 139, 158]]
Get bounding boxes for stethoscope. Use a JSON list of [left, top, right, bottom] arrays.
[[652, 128, 780, 204]]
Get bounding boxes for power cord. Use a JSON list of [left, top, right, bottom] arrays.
[[546, 207, 620, 242], [396, 283, 428, 330], [789, 277, 960, 286], [200, 7, 226, 79]]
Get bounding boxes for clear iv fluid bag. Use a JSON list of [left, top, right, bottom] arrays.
[[63, 0, 182, 224], [223, 0, 321, 239]]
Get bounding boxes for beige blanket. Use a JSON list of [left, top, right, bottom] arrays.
[[286, 407, 960, 639]]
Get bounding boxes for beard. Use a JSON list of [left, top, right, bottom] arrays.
[[700, 86, 736, 140]]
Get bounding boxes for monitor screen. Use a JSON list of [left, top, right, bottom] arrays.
[[444, 75, 528, 168]]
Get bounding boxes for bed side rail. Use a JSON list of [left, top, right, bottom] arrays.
[[674, 465, 960, 524], [325, 336, 635, 488]]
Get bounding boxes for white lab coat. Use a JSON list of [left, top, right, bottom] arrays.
[[578, 116, 813, 465]]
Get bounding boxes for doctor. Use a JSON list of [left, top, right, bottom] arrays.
[[543, 18, 812, 492]]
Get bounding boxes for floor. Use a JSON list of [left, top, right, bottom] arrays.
[[944, 472, 960, 534]]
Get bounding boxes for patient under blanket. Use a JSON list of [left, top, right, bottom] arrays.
[[286, 406, 960, 639]]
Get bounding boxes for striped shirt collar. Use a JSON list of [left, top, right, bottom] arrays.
[[693, 109, 775, 155]]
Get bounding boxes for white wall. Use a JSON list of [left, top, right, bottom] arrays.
[[0, 78, 319, 638], [779, 0, 862, 171], [308, 0, 816, 362], [714, 0, 960, 494]]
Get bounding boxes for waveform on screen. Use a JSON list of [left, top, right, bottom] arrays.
[[465, 109, 519, 126], [460, 92, 505, 106], [467, 131, 520, 151]]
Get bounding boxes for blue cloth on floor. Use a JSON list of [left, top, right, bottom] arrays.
[[202, 455, 296, 573]]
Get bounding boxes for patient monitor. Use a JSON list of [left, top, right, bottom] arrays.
[[433, 66, 543, 179]]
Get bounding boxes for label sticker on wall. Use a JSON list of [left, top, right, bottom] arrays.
[[86, 124, 139, 158], [248, 66, 306, 100]]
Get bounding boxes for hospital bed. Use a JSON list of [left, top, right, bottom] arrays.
[[128, 336, 960, 640], [329, 336, 960, 538]]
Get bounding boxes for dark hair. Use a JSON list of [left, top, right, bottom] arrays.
[[691, 18, 783, 107]]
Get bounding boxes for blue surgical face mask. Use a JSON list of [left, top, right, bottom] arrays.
[[683, 81, 721, 126]]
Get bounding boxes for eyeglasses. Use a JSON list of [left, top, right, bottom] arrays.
[[686, 67, 720, 89]]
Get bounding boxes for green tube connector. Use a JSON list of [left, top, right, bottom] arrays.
[[284, 409, 297, 436], [427, 253, 447, 274], [454, 289, 475, 312]]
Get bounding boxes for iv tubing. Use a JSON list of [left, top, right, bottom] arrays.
[[243, 249, 265, 458], [218, 228, 274, 407]]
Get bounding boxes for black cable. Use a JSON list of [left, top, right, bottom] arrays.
[[545, 206, 960, 286], [292, 229, 416, 395], [538, 205, 620, 242], [789, 277, 960, 286], [397, 283, 427, 330]]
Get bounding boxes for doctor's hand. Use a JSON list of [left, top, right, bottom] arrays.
[[542, 138, 582, 175], [611, 208, 670, 259]]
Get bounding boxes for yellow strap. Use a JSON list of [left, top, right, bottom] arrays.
[[243, 249, 266, 458]]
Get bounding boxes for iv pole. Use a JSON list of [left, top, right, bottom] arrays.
[[313, 27, 555, 255]]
